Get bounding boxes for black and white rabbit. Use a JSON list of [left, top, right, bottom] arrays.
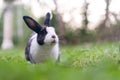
[[23, 12, 60, 63]]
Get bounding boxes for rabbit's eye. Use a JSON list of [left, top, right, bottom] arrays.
[[37, 29, 47, 45], [39, 28, 47, 34], [40, 30, 47, 35]]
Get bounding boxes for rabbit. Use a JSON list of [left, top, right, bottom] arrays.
[[23, 12, 60, 63]]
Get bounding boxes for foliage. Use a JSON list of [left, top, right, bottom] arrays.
[[63, 27, 96, 44], [50, 12, 59, 32], [96, 20, 120, 41], [0, 42, 120, 80]]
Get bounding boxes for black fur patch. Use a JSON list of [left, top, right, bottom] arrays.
[[37, 28, 47, 45], [25, 33, 36, 63], [25, 37, 33, 61], [25, 41, 31, 61], [44, 12, 50, 26]]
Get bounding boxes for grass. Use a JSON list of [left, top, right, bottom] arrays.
[[0, 42, 120, 80]]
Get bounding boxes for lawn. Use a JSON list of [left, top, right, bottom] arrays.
[[0, 42, 120, 80]]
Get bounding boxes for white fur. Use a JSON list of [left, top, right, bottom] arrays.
[[29, 27, 59, 63], [44, 27, 59, 44]]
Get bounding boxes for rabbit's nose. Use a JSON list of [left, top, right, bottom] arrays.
[[52, 35, 56, 38]]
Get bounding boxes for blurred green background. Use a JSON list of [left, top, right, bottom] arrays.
[[0, 0, 120, 80]]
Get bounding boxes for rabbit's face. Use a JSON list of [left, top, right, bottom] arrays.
[[44, 27, 58, 44], [37, 27, 58, 45]]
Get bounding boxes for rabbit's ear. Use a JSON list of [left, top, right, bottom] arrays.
[[23, 16, 42, 33], [44, 12, 50, 26]]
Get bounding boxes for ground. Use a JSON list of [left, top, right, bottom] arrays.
[[0, 42, 120, 80]]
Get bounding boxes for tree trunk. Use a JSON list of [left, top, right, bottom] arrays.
[[53, 0, 64, 36], [82, 0, 89, 34], [53, 0, 66, 44], [103, 0, 111, 28], [1, 2, 14, 49]]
